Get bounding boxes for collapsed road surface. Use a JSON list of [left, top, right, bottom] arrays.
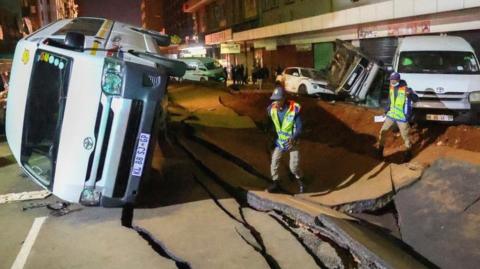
[[166, 82, 480, 268], [1, 131, 348, 268], [2, 81, 480, 268]]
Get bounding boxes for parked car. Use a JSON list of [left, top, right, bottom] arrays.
[[393, 35, 480, 123], [6, 17, 186, 206], [177, 57, 226, 82], [279, 67, 331, 96]]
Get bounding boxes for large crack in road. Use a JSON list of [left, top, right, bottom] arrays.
[[120, 129, 344, 268], [121, 204, 192, 269]]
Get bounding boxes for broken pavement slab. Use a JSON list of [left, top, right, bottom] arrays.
[[133, 199, 270, 269], [23, 208, 178, 269], [395, 158, 480, 269], [298, 162, 423, 212], [247, 191, 432, 269], [178, 136, 270, 191], [169, 86, 256, 129], [188, 126, 423, 212], [242, 208, 320, 269]]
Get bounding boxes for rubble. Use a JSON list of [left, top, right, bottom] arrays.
[[247, 191, 432, 269]]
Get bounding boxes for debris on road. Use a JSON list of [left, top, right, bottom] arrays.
[[0, 190, 51, 204]]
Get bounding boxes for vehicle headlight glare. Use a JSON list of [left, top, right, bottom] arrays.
[[102, 58, 123, 95], [469, 91, 480, 103]]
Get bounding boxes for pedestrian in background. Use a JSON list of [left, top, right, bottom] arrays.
[[378, 72, 418, 162], [266, 86, 304, 193], [257, 65, 264, 90], [243, 66, 248, 85], [252, 64, 259, 88], [238, 64, 245, 85]]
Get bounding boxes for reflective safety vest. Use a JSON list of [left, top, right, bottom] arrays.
[[387, 85, 408, 122], [270, 101, 301, 150]]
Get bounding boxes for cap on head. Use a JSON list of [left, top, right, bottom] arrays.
[[270, 86, 285, 101], [389, 72, 401, 81]]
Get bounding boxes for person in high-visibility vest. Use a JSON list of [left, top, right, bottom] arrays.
[[378, 72, 418, 161], [266, 86, 304, 193]]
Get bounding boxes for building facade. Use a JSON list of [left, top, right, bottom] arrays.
[[182, 0, 480, 82], [1, 0, 77, 56]]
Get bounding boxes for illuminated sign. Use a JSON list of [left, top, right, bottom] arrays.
[[220, 43, 241, 54], [205, 29, 232, 45]]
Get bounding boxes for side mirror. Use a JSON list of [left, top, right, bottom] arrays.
[[128, 51, 187, 77], [130, 27, 170, 47], [64, 32, 85, 51], [293, 72, 299, 77], [386, 66, 394, 72]]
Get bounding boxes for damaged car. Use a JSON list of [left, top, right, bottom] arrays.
[[280, 67, 331, 96], [327, 39, 383, 103]]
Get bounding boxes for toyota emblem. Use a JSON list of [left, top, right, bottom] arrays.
[[435, 87, 445, 94], [83, 137, 95, 151]]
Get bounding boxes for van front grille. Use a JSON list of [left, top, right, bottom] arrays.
[[112, 100, 143, 198]]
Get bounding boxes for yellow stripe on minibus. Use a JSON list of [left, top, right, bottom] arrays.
[[90, 20, 113, 56]]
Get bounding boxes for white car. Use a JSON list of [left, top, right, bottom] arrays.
[[280, 67, 332, 96]]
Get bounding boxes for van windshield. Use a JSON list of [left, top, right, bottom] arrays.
[[21, 50, 71, 188], [398, 51, 480, 74]]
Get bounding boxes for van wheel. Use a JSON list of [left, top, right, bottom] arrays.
[[298, 84, 308, 96], [200, 77, 206, 82]]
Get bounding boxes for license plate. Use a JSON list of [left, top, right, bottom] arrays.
[[426, 114, 454, 122], [131, 133, 150, 177]]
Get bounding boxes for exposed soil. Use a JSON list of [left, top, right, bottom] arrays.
[[221, 91, 480, 162]]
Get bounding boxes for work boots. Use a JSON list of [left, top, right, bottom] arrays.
[[297, 178, 305, 194], [404, 149, 412, 162], [265, 181, 280, 193], [377, 145, 384, 158]]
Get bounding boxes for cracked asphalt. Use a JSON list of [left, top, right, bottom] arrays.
[[3, 82, 480, 268], [0, 123, 332, 268]]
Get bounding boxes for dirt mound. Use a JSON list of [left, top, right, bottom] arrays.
[[221, 92, 480, 159]]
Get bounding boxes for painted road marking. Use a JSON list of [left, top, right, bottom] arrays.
[[11, 217, 47, 269]]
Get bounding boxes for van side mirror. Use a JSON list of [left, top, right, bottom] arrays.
[[386, 66, 394, 72], [130, 27, 171, 47], [64, 32, 85, 51], [293, 72, 299, 77]]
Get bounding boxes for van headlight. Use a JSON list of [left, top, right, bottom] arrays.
[[101, 58, 124, 95], [469, 91, 480, 103]]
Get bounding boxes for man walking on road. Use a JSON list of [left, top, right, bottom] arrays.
[[378, 72, 418, 161], [266, 86, 304, 193]]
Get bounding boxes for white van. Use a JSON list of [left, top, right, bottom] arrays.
[[393, 36, 480, 123], [177, 57, 225, 82], [6, 17, 185, 206]]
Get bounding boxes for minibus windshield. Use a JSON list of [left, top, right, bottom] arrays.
[[21, 50, 71, 187], [398, 51, 480, 74]]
